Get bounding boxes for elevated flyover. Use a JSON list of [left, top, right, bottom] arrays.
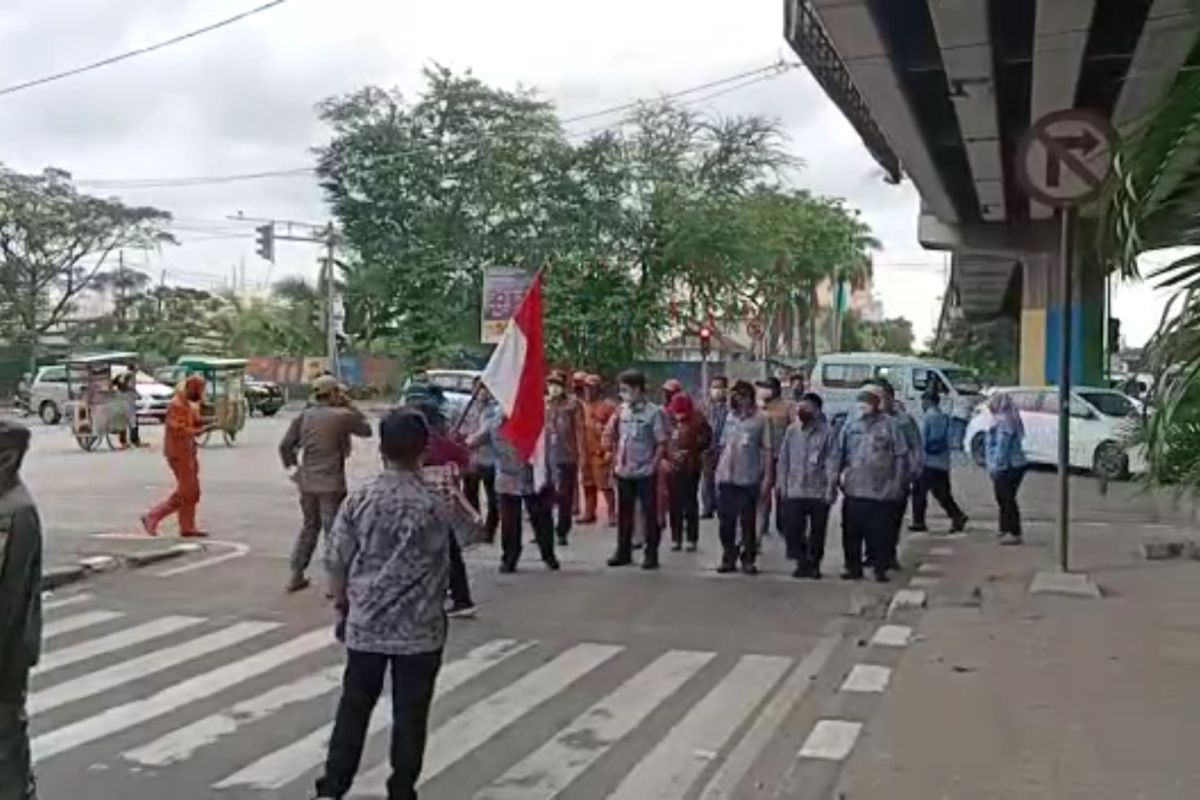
[[785, 0, 1200, 383]]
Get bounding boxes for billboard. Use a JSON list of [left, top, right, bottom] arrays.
[[481, 267, 534, 344]]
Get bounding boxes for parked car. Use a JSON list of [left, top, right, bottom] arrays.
[[964, 386, 1146, 480], [245, 379, 285, 416], [30, 364, 174, 425]]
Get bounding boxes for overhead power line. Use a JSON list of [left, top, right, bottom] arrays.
[[75, 60, 799, 190], [0, 0, 292, 99]]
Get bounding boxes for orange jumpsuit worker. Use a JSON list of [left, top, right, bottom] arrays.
[[580, 374, 617, 525], [142, 375, 208, 538]]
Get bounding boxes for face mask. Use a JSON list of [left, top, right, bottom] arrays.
[[619, 388, 633, 404], [796, 408, 813, 423], [857, 402, 874, 416], [548, 384, 564, 398]]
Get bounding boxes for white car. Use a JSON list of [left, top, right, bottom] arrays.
[[30, 365, 175, 425], [964, 386, 1146, 479]]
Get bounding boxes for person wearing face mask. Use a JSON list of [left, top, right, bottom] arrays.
[[788, 373, 806, 403], [832, 385, 909, 583], [606, 370, 668, 569], [700, 375, 730, 519], [754, 377, 790, 541], [545, 371, 587, 546], [715, 380, 772, 574], [142, 375, 209, 538], [866, 378, 922, 571], [665, 393, 712, 552], [777, 393, 838, 578], [0, 422, 39, 800], [910, 391, 968, 534]]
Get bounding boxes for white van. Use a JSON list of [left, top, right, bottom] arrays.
[[810, 352, 984, 428]]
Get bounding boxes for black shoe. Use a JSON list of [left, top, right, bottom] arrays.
[[544, 557, 561, 571], [607, 555, 633, 567], [556, 536, 568, 547], [874, 571, 890, 583], [908, 524, 928, 533], [633, 542, 644, 551], [701, 512, 715, 520], [741, 562, 759, 576], [285, 573, 310, 593], [716, 562, 737, 574], [809, 568, 823, 580], [686, 541, 698, 552], [499, 562, 516, 574], [841, 570, 863, 581], [671, 541, 683, 551], [447, 601, 477, 619], [951, 516, 969, 533], [792, 565, 807, 579], [641, 559, 660, 570]]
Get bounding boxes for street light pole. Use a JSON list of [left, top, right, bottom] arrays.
[[324, 225, 339, 381], [1057, 208, 1076, 573]]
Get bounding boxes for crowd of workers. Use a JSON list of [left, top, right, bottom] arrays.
[[0, 365, 1031, 799]]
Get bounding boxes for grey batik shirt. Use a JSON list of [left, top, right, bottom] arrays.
[[833, 412, 910, 501], [612, 400, 667, 480], [326, 469, 451, 656], [776, 419, 838, 502], [716, 411, 771, 488]]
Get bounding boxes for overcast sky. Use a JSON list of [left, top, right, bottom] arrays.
[[0, 0, 1166, 348]]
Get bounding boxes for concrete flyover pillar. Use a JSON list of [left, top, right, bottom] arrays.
[[1019, 244, 1105, 388]]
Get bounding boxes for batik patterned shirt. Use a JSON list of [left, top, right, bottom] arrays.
[[326, 469, 451, 656]]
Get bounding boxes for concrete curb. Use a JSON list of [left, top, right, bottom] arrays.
[[125, 544, 201, 568], [43, 543, 204, 587], [43, 565, 87, 590]]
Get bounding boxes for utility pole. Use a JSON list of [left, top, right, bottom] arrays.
[[324, 224, 339, 380]]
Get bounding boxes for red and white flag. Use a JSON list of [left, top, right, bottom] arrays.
[[481, 270, 547, 487]]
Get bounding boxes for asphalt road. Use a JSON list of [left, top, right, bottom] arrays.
[[21, 413, 1186, 799]]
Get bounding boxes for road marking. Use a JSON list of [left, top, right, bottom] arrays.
[[840, 664, 891, 693], [124, 665, 344, 766], [30, 621, 278, 715], [42, 610, 123, 640], [909, 576, 939, 588], [916, 563, 942, 575], [870, 625, 912, 648], [215, 638, 534, 791], [697, 636, 839, 800], [607, 654, 793, 800], [929, 546, 954, 556], [35, 616, 205, 676], [888, 589, 926, 617], [33, 628, 331, 763], [156, 539, 250, 577], [41, 593, 93, 612], [476, 650, 715, 799], [798, 719, 862, 761]]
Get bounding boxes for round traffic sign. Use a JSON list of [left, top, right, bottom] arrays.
[[1016, 109, 1118, 208]]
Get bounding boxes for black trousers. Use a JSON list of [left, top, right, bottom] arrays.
[[462, 466, 498, 541], [447, 534, 473, 606], [842, 497, 891, 578], [668, 468, 701, 544], [499, 490, 556, 568], [0, 675, 34, 800], [992, 468, 1026, 537], [615, 476, 659, 560], [551, 462, 579, 541], [911, 467, 965, 528], [316, 649, 441, 800], [717, 483, 759, 566], [781, 498, 830, 570]]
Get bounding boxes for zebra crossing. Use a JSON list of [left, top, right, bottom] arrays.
[[31, 593, 839, 798]]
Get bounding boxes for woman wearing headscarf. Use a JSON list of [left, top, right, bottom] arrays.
[[985, 392, 1028, 545], [142, 375, 208, 537], [665, 393, 712, 551]]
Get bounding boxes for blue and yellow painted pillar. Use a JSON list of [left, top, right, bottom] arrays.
[[1019, 252, 1105, 387]]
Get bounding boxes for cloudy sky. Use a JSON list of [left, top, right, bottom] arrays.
[[0, 0, 1166, 347]]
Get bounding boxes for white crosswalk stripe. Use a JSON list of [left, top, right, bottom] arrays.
[[29, 611, 830, 799], [41, 593, 93, 612], [41, 610, 123, 639]]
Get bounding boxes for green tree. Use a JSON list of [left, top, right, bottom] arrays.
[[857, 317, 915, 354], [930, 316, 1018, 385], [0, 167, 173, 371]]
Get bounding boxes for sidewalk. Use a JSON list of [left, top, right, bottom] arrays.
[[835, 511, 1200, 799]]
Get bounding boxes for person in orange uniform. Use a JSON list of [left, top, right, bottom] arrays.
[[580, 374, 617, 525], [142, 375, 208, 538]]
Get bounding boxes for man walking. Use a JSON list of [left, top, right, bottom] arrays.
[[715, 381, 772, 575], [279, 376, 372, 593], [0, 422, 39, 800], [833, 386, 909, 583], [872, 379, 922, 570], [545, 371, 586, 546], [776, 393, 837, 578], [700, 375, 729, 519], [607, 370, 668, 570], [315, 409, 449, 800], [910, 392, 968, 533]]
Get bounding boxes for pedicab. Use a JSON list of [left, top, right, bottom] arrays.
[[171, 356, 250, 447], [63, 352, 139, 452]]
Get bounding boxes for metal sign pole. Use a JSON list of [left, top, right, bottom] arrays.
[[1057, 207, 1076, 572]]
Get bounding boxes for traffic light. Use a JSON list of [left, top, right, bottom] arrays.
[[698, 325, 712, 357], [1108, 318, 1121, 354], [254, 223, 275, 262]]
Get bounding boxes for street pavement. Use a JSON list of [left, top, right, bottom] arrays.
[[22, 412, 1197, 798]]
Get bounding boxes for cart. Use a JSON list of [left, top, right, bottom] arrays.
[[63, 352, 139, 452], [172, 356, 249, 447]]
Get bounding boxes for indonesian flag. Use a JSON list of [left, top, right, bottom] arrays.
[[481, 270, 547, 487]]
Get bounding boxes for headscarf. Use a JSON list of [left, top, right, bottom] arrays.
[[668, 392, 695, 421], [987, 392, 1024, 436], [181, 374, 206, 401]]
